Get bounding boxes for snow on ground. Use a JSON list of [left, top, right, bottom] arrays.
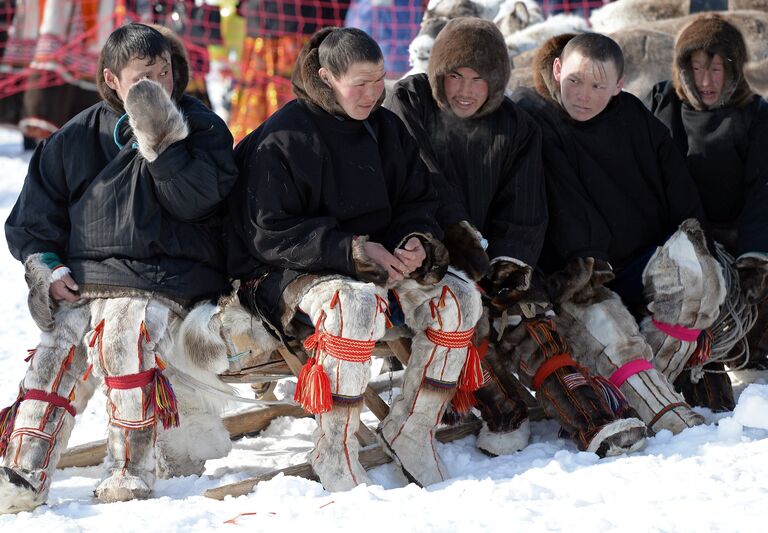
[[1, 126, 768, 531]]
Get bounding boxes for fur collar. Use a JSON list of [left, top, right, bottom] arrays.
[[531, 33, 578, 108], [673, 14, 753, 110], [291, 27, 384, 119], [97, 24, 190, 115], [427, 17, 510, 118]]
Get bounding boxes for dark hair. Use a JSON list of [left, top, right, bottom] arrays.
[[318, 27, 383, 77], [99, 23, 171, 78], [561, 33, 624, 79]]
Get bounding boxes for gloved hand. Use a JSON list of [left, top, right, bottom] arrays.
[[736, 253, 768, 304], [546, 257, 615, 304], [442, 221, 490, 281], [404, 233, 450, 285], [487, 258, 532, 310], [124, 79, 189, 162]]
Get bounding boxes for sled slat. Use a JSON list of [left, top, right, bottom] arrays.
[[203, 419, 483, 500]]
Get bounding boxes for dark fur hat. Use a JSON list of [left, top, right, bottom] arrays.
[[673, 14, 753, 110], [291, 27, 385, 119], [97, 24, 190, 115], [532, 33, 577, 106], [427, 17, 510, 118]]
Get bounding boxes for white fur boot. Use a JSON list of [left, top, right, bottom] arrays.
[[379, 274, 482, 486], [476, 419, 531, 456], [88, 298, 176, 503], [0, 304, 94, 514], [298, 279, 388, 491], [640, 219, 726, 382]]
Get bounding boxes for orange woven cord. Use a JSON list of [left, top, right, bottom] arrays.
[[303, 331, 376, 363], [531, 353, 579, 391], [425, 327, 476, 349]]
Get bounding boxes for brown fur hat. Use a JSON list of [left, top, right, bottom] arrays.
[[427, 17, 510, 118], [97, 24, 190, 114], [673, 14, 753, 110], [291, 27, 385, 119], [532, 33, 577, 106]]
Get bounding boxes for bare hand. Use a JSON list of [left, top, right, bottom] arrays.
[[363, 241, 410, 282], [50, 274, 80, 303], [394, 237, 426, 275]]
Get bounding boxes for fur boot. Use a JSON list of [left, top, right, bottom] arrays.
[[378, 273, 483, 486], [298, 278, 388, 491], [499, 318, 646, 456], [124, 79, 189, 162], [472, 341, 531, 456], [558, 289, 704, 435], [87, 298, 178, 503], [640, 219, 725, 383], [0, 304, 94, 514], [675, 363, 736, 413]]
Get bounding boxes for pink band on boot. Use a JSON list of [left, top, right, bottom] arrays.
[[609, 359, 653, 388], [651, 318, 701, 342]]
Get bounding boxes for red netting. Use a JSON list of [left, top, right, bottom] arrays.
[[0, 1, 615, 140]]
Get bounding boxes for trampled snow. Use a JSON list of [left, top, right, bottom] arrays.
[[1, 127, 767, 532]]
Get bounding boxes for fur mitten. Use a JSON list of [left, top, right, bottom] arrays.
[[488, 258, 532, 309], [407, 233, 450, 285], [547, 257, 615, 304], [442, 221, 490, 281], [736, 253, 768, 304], [124, 79, 189, 162], [352, 235, 389, 284], [24, 253, 57, 331]]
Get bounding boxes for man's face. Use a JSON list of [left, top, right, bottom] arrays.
[[553, 50, 623, 122], [691, 50, 725, 107], [442, 66, 489, 118], [104, 52, 174, 103], [320, 60, 386, 120]]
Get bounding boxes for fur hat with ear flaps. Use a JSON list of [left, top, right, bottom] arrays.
[[291, 27, 385, 119], [427, 17, 511, 118], [673, 14, 753, 111], [97, 24, 190, 115]]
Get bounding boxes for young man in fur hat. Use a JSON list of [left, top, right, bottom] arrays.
[[647, 14, 768, 409], [386, 17, 646, 458], [229, 27, 483, 491], [512, 32, 726, 436], [0, 23, 237, 513]]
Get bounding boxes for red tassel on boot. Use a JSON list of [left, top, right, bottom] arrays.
[[151, 357, 179, 430], [296, 358, 332, 414], [0, 389, 23, 457], [451, 389, 477, 415], [458, 343, 485, 392]]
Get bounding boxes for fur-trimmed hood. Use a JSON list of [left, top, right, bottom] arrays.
[[97, 24, 190, 115], [673, 14, 753, 110], [532, 33, 577, 108], [427, 17, 510, 118], [291, 27, 385, 119]]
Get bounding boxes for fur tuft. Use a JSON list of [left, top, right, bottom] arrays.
[[476, 418, 530, 456]]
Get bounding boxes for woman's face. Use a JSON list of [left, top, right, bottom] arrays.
[[320, 60, 386, 120], [691, 50, 726, 107]]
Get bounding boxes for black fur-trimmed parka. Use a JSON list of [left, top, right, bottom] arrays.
[[227, 28, 442, 327], [384, 17, 547, 267], [512, 34, 705, 272], [647, 14, 768, 256], [5, 29, 238, 306]]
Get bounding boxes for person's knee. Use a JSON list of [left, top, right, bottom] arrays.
[[300, 279, 388, 340]]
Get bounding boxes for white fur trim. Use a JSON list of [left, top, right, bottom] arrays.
[[586, 417, 646, 457], [737, 252, 768, 263], [476, 419, 530, 456], [0, 473, 43, 514], [49, 265, 71, 283], [489, 256, 527, 268]]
